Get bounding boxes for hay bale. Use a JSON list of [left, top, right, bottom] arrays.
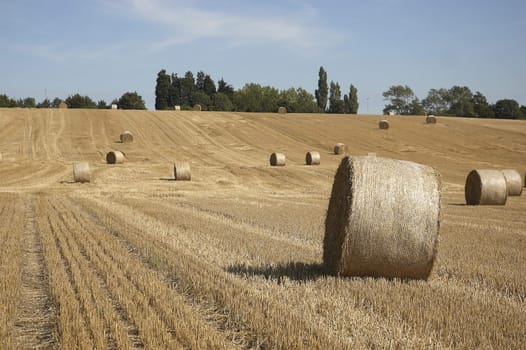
[[193, 104, 202, 111], [175, 105, 181, 111], [120, 131, 133, 143], [277, 106, 287, 114], [426, 115, 437, 124], [269, 153, 286, 166], [106, 150, 125, 164], [305, 151, 321, 165], [379, 120, 390, 129], [58, 102, 68, 109], [334, 143, 346, 155], [174, 162, 191, 181], [73, 161, 91, 183], [465, 169, 507, 205], [323, 156, 441, 280], [501, 169, 523, 196], [111, 104, 118, 110]]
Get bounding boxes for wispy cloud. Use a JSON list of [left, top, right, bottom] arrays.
[[105, 0, 344, 49]]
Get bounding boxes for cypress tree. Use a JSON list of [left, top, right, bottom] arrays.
[[155, 69, 171, 110], [315, 66, 328, 111]]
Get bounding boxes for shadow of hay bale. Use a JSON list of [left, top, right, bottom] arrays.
[[226, 262, 325, 283]]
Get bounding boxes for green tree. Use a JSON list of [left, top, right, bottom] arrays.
[[193, 91, 212, 110], [65, 94, 96, 108], [37, 98, 52, 108], [494, 99, 522, 119], [233, 83, 279, 112], [520, 105, 526, 119], [212, 92, 234, 111], [472, 91, 494, 118], [422, 88, 450, 115], [328, 81, 344, 114], [203, 75, 216, 96], [0, 94, 17, 107], [155, 69, 171, 110], [382, 85, 416, 115], [447, 86, 474, 117], [21, 97, 36, 108], [409, 98, 426, 115], [169, 73, 181, 107], [217, 78, 234, 101], [97, 100, 108, 109], [117, 91, 146, 110], [315, 66, 328, 111], [180, 71, 196, 108], [51, 97, 63, 108], [344, 84, 358, 114]]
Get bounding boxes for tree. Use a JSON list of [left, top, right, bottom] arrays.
[[51, 97, 63, 108], [97, 100, 108, 109], [180, 71, 196, 107], [0, 94, 17, 107], [21, 97, 36, 108], [217, 78, 234, 100], [520, 105, 526, 119], [155, 69, 171, 110], [203, 75, 216, 96], [233, 83, 279, 112], [65, 94, 96, 108], [193, 91, 212, 110], [447, 86, 474, 117], [472, 91, 494, 118], [212, 92, 234, 111], [422, 88, 450, 115], [315, 66, 328, 111], [37, 98, 51, 108], [328, 81, 344, 114], [382, 85, 416, 115], [344, 84, 358, 114], [494, 99, 522, 119], [169, 73, 181, 107], [409, 98, 426, 115], [117, 91, 146, 110]]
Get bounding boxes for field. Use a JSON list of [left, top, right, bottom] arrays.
[[0, 108, 525, 349]]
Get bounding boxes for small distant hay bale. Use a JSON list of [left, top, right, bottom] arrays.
[[388, 111, 395, 116], [426, 115, 437, 124], [175, 105, 181, 111], [111, 104, 118, 110], [120, 131, 133, 143], [334, 143, 346, 155], [58, 102, 68, 109], [305, 151, 321, 165], [174, 162, 191, 181], [465, 169, 507, 205], [269, 153, 286, 166], [379, 120, 390, 129], [193, 104, 202, 111], [501, 169, 523, 196], [277, 106, 287, 114], [73, 161, 91, 183], [323, 156, 441, 280], [106, 150, 125, 164]]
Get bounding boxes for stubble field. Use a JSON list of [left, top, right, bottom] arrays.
[[0, 108, 525, 349]]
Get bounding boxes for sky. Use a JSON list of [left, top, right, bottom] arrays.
[[1, 0, 525, 113]]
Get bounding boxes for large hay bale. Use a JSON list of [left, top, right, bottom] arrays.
[[111, 104, 118, 110], [501, 169, 523, 196], [277, 106, 287, 114], [73, 161, 91, 183], [379, 120, 390, 129], [324, 156, 441, 280], [193, 104, 202, 111], [106, 150, 125, 164], [334, 143, 346, 155], [465, 169, 507, 205], [305, 151, 321, 165], [58, 102, 68, 109], [175, 105, 181, 111], [426, 115, 437, 124], [120, 131, 133, 143], [269, 153, 286, 166], [174, 162, 191, 181]]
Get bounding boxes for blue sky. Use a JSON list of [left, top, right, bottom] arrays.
[[1, 0, 525, 113]]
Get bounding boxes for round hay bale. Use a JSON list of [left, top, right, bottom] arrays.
[[464, 169, 507, 205], [334, 143, 346, 155], [111, 104, 118, 110], [58, 102, 68, 109], [193, 104, 202, 111], [426, 115, 437, 124], [305, 151, 321, 165], [323, 156, 441, 280], [174, 162, 191, 181], [73, 161, 91, 183], [269, 153, 286, 166], [379, 120, 390, 129], [120, 131, 133, 143], [501, 169, 523, 196], [277, 106, 287, 114], [175, 105, 181, 111], [106, 150, 125, 164]]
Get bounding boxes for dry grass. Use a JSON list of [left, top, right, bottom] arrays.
[[0, 108, 525, 349]]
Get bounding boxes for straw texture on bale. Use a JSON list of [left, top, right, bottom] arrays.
[[324, 156, 441, 280], [120, 131, 133, 143], [305, 151, 321, 165], [269, 153, 286, 166], [379, 120, 390, 129], [334, 143, 346, 155], [426, 115, 437, 124], [106, 150, 125, 164], [73, 161, 91, 183], [174, 162, 191, 181], [277, 106, 287, 114], [464, 169, 507, 205], [193, 104, 202, 111], [501, 169, 523, 196]]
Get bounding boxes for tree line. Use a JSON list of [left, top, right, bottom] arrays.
[[154, 67, 359, 114], [382, 85, 526, 119], [0, 91, 146, 110]]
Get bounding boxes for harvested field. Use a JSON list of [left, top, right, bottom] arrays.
[[0, 108, 525, 349]]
